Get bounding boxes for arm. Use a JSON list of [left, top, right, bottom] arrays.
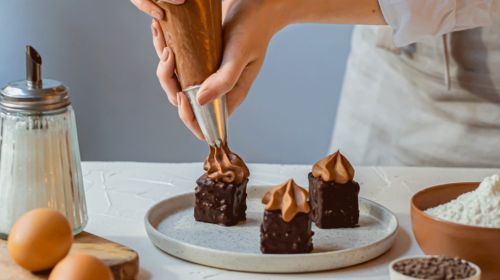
[[196, 0, 387, 108], [140, 0, 388, 138], [136, 0, 499, 139], [285, 0, 386, 25]]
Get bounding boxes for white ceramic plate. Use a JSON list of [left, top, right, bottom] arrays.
[[145, 186, 398, 273]]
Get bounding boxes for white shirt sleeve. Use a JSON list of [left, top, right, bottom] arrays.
[[378, 0, 499, 47]]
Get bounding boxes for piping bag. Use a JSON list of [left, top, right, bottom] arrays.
[[156, 0, 227, 148]]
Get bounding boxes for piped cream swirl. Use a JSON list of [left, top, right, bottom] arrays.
[[262, 179, 310, 222], [312, 150, 354, 184], [203, 143, 249, 184]]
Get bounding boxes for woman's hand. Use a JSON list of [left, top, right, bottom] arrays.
[[130, 0, 185, 20], [151, 19, 206, 139], [150, 0, 288, 139], [140, 0, 385, 139]]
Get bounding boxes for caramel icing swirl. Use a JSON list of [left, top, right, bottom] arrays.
[[312, 150, 354, 184], [262, 179, 310, 222], [203, 143, 249, 184]]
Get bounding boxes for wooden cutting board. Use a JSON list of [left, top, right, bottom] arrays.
[[0, 232, 139, 280]]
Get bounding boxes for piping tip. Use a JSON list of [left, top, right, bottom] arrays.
[[184, 85, 228, 147]]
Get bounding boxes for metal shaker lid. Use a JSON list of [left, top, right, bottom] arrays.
[[0, 46, 70, 112]]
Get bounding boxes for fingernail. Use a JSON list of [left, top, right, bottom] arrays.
[[151, 10, 163, 20], [151, 23, 158, 37], [197, 92, 207, 106], [161, 48, 170, 62], [162, 0, 184, 4]]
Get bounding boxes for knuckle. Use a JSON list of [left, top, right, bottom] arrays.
[[178, 109, 188, 122], [186, 116, 196, 125], [156, 64, 165, 79], [215, 68, 237, 89], [166, 94, 176, 106], [218, 79, 234, 92]]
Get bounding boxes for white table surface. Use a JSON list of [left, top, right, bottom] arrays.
[[82, 162, 499, 280]]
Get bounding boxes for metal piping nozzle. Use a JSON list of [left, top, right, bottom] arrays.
[[184, 85, 227, 147]]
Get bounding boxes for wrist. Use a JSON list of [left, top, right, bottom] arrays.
[[270, 0, 386, 26], [272, 0, 309, 25], [264, 0, 296, 34]]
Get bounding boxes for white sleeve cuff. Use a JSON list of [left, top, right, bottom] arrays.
[[378, 0, 494, 47], [454, 0, 493, 30], [378, 0, 456, 46]]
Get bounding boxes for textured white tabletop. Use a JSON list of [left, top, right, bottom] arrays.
[[82, 162, 499, 280]]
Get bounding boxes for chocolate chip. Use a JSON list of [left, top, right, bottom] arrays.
[[393, 256, 477, 280]]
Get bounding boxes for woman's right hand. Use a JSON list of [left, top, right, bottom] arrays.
[[135, 0, 290, 140]]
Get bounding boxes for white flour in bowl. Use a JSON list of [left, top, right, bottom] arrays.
[[425, 174, 500, 228]]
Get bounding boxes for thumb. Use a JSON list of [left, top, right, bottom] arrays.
[[197, 60, 245, 106]]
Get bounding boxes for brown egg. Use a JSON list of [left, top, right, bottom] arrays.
[[49, 254, 113, 280], [8, 208, 73, 272]]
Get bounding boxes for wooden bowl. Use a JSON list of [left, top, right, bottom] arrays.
[[411, 182, 500, 280]]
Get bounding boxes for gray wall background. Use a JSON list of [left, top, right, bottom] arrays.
[[0, 0, 352, 164]]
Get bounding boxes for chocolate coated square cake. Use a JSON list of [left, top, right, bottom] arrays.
[[309, 150, 360, 228], [308, 172, 359, 228], [194, 143, 250, 226], [260, 179, 313, 254], [194, 174, 248, 226], [260, 210, 313, 254]]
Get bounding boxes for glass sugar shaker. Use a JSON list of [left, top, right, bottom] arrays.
[[0, 46, 87, 238]]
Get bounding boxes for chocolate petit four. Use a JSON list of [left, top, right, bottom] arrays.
[[260, 179, 313, 254], [194, 143, 249, 226], [309, 150, 360, 228]]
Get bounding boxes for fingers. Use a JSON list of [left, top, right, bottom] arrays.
[[196, 58, 246, 106], [177, 93, 205, 140], [152, 20, 181, 106], [156, 48, 181, 106], [226, 60, 262, 116], [196, 27, 252, 106], [151, 20, 166, 57], [145, 1, 200, 141], [131, 0, 164, 20], [226, 82, 249, 117]]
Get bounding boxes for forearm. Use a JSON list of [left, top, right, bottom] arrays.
[[272, 0, 386, 28]]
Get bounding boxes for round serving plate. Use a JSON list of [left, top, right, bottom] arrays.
[[145, 186, 398, 273]]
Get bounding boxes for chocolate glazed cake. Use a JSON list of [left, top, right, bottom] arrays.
[[260, 179, 313, 254], [194, 143, 249, 226], [309, 151, 360, 228]]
